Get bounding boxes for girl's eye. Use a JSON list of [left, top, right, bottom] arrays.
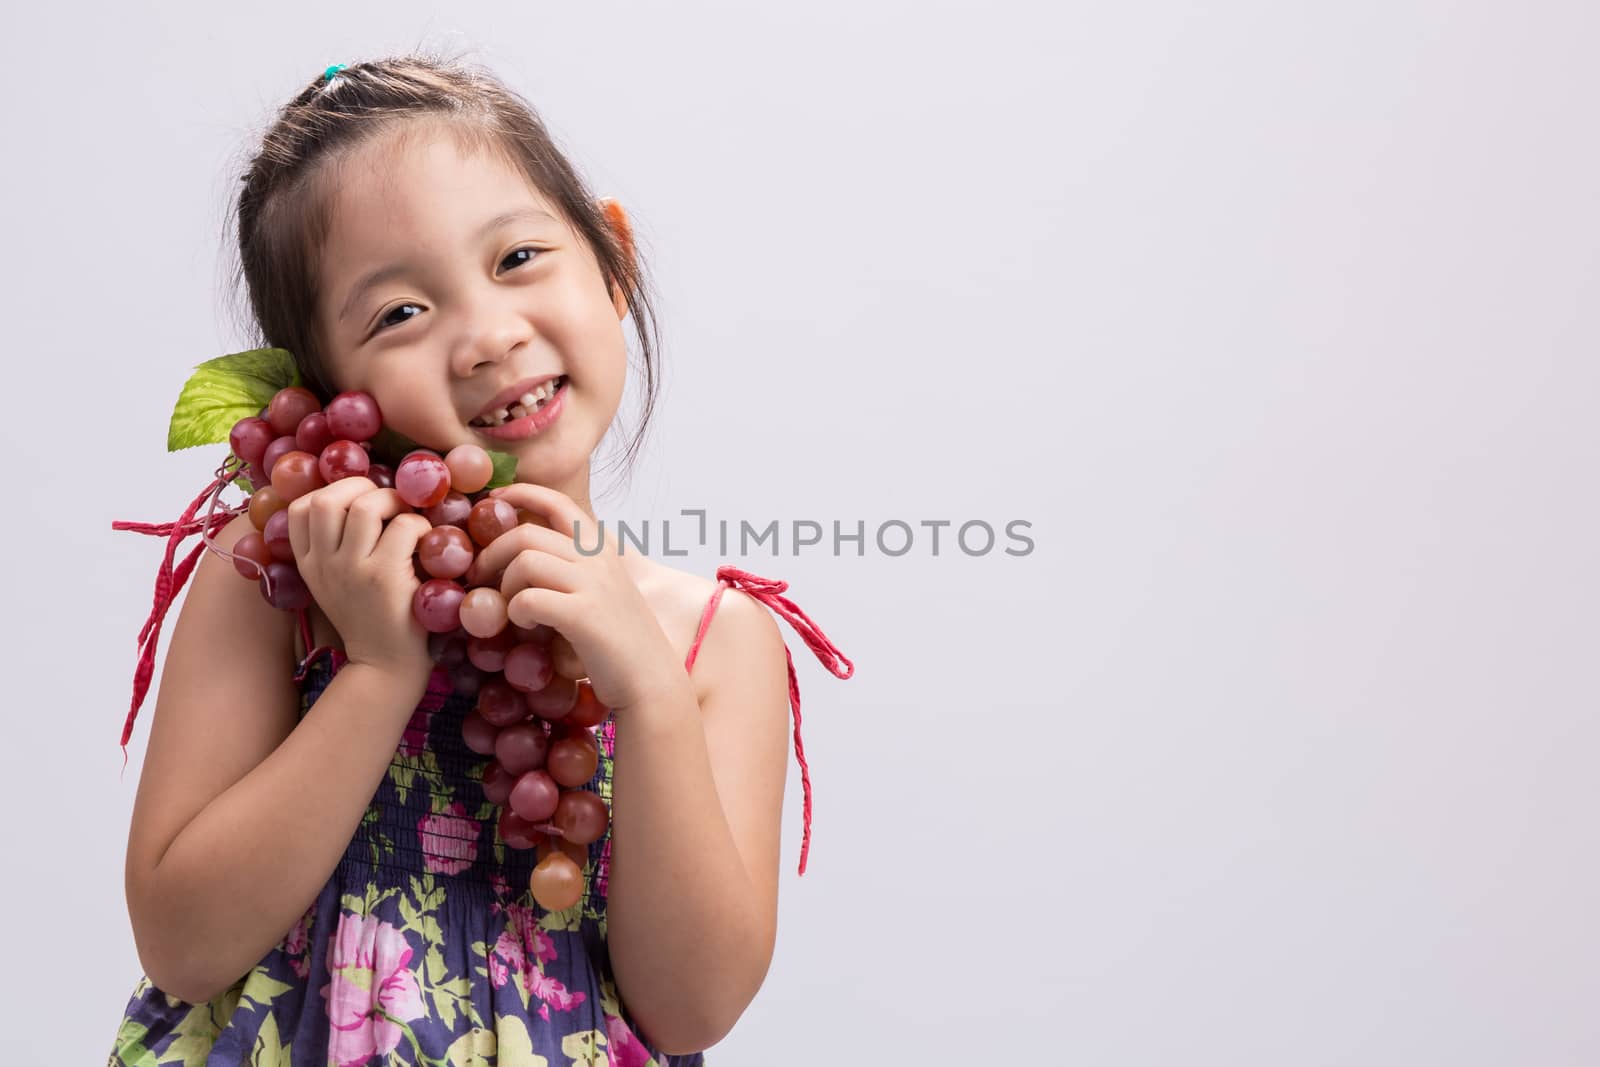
[[500, 247, 542, 271], [374, 304, 421, 333], [366, 247, 540, 335]]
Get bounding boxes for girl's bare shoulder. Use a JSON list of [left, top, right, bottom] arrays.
[[631, 556, 722, 651], [631, 556, 783, 699]]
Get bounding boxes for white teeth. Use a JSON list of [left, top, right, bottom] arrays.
[[473, 408, 509, 428], [473, 378, 564, 428]]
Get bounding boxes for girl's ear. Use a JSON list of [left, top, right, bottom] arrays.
[[597, 197, 635, 320]]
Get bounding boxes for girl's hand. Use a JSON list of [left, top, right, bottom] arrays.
[[465, 484, 683, 713], [284, 477, 434, 683]]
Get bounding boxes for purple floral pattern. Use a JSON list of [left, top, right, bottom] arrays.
[[107, 654, 705, 1066]]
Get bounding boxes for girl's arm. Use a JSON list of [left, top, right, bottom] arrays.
[[605, 590, 793, 1055], [124, 494, 433, 1003]]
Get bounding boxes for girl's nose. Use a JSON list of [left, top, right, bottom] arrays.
[[452, 306, 534, 378]]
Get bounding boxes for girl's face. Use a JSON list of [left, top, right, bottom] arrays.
[[312, 123, 629, 498]]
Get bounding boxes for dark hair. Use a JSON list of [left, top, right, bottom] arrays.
[[224, 50, 661, 487]]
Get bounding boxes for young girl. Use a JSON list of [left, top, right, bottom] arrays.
[[109, 54, 852, 1066]]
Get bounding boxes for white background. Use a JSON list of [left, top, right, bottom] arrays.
[[3, 1, 1597, 1063]]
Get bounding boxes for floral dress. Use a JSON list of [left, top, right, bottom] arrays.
[[107, 565, 854, 1067]]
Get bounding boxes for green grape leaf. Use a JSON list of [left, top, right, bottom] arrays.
[[167, 348, 301, 452], [485, 449, 518, 488]]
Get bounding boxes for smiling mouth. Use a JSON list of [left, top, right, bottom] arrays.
[[469, 376, 568, 428]]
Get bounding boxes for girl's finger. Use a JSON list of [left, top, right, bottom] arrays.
[[487, 483, 590, 541], [372, 512, 435, 568], [340, 486, 409, 559], [469, 521, 581, 585], [505, 586, 567, 631], [501, 547, 579, 600], [286, 495, 312, 564], [306, 492, 346, 559], [307, 477, 386, 557]]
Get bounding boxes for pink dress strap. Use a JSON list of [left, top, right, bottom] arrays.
[[111, 470, 239, 758], [684, 565, 855, 875]]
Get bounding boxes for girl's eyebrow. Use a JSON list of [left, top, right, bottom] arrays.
[[336, 206, 559, 324]]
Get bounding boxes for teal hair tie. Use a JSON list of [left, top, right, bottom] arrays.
[[323, 63, 347, 83]]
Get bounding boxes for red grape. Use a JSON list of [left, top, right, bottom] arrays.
[[552, 789, 609, 845], [508, 769, 560, 822], [325, 391, 382, 442], [423, 491, 472, 529], [248, 486, 287, 531], [495, 721, 551, 775], [294, 412, 335, 454], [417, 526, 475, 580], [449, 660, 482, 696], [258, 560, 311, 611], [566, 681, 609, 729], [467, 498, 519, 548], [270, 450, 324, 502], [498, 809, 543, 850], [412, 579, 465, 633], [428, 631, 467, 667], [367, 463, 395, 489], [483, 760, 516, 806], [504, 641, 553, 693], [229, 416, 275, 467], [261, 435, 298, 481], [263, 509, 293, 562], [231, 531, 273, 579], [318, 440, 370, 482], [477, 678, 528, 727], [445, 444, 494, 493], [266, 386, 321, 437], [546, 730, 599, 787], [467, 630, 516, 673], [396, 451, 451, 509], [460, 709, 501, 756], [525, 676, 578, 720], [528, 851, 583, 911], [459, 587, 509, 639]]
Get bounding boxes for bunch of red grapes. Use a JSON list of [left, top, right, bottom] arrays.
[[222, 385, 606, 912]]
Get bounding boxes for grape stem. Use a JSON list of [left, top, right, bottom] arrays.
[[196, 457, 271, 586]]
